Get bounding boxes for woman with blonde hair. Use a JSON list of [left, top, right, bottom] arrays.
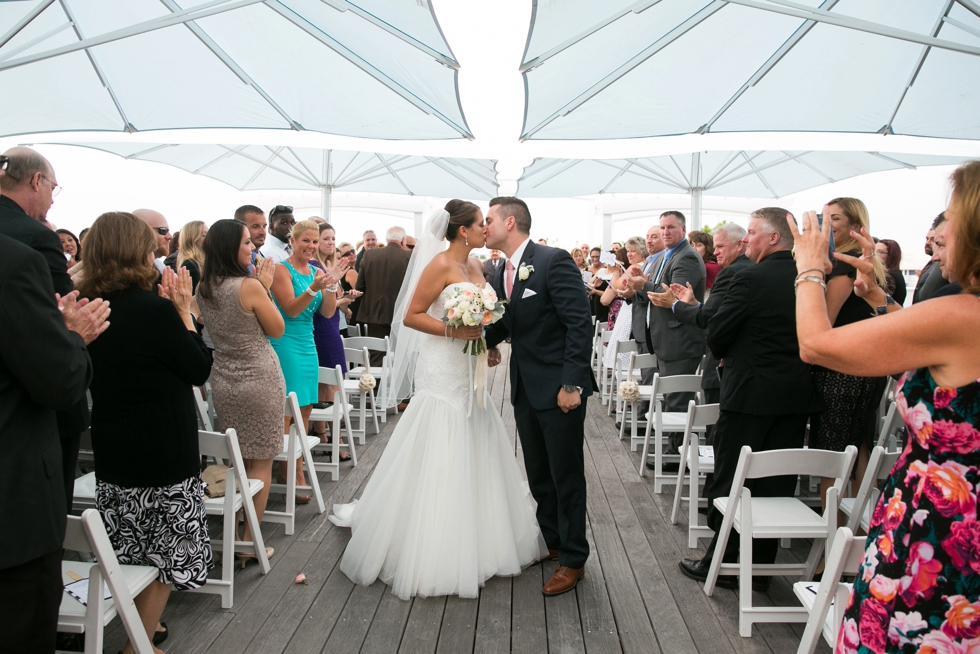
[[790, 160, 980, 654], [810, 197, 889, 514], [570, 247, 587, 272], [175, 220, 208, 293], [79, 212, 213, 652]]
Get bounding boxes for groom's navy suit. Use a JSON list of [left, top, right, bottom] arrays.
[[485, 240, 595, 569]]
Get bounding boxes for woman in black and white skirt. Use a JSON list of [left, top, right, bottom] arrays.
[[79, 212, 214, 652]]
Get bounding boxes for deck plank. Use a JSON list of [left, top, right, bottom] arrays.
[[473, 576, 512, 654], [397, 596, 448, 654], [436, 596, 480, 654]]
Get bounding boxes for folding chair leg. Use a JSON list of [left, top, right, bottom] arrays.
[[299, 432, 325, 512], [739, 513, 755, 637], [670, 443, 688, 524]]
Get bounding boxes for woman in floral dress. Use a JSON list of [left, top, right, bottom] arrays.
[[789, 160, 980, 654]]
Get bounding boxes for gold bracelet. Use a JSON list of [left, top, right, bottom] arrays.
[[794, 275, 827, 294], [796, 268, 826, 279]]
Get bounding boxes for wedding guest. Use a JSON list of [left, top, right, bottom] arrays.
[[875, 237, 907, 305], [537, 238, 548, 246], [809, 198, 888, 511], [610, 241, 622, 253], [354, 229, 378, 272], [57, 228, 81, 268], [174, 220, 207, 293], [270, 220, 343, 498], [587, 250, 614, 324], [197, 219, 283, 563], [405, 235, 416, 250], [234, 205, 267, 265], [790, 161, 980, 653], [586, 247, 603, 279], [570, 247, 587, 275], [132, 208, 172, 274], [79, 212, 213, 653], [483, 249, 503, 284], [913, 213, 949, 302], [621, 225, 666, 418], [602, 240, 641, 329], [338, 242, 360, 324], [310, 223, 352, 458], [679, 207, 822, 590], [355, 226, 411, 366], [259, 206, 295, 263], [688, 230, 720, 290]]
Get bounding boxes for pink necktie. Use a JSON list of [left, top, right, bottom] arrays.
[[505, 260, 515, 299]]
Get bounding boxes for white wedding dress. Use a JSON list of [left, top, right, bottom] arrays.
[[330, 282, 547, 600]]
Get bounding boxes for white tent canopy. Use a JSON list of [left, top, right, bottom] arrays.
[[0, 0, 470, 140], [60, 142, 499, 219], [520, 0, 980, 141], [517, 150, 969, 228]]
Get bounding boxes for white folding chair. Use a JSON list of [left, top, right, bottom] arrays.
[[309, 365, 358, 476], [59, 510, 157, 654], [840, 445, 903, 534], [876, 401, 906, 450], [344, 336, 394, 418], [193, 386, 214, 431], [596, 329, 615, 405], [266, 393, 325, 535], [342, 346, 381, 443], [607, 339, 639, 416], [794, 527, 865, 654], [704, 445, 858, 637], [639, 373, 705, 492], [618, 352, 659, 442], [591, 322, 611, 381], [669, 400, 720, 548], [188, 429, 271, 608]]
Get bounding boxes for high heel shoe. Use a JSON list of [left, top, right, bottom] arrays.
[[236, 547, 275, 569]]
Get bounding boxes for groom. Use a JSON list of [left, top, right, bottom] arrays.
[[484, 197, 595, 596]]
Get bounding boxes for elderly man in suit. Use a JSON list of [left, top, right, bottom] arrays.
[[648, 222, 751, 442], [628, 211, 706, 461], [678, 207, 822, 591], [0, 222, 108, 650], [482, 249, 502, 285], [355, 226, 412, 366]]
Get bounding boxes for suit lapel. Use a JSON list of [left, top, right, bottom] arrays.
[[510, 241, 535, 308]]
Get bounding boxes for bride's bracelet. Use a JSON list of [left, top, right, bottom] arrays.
[[444, 323, 454, 341]]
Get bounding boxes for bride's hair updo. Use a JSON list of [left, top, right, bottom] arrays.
[[444, 199, 481, 242]]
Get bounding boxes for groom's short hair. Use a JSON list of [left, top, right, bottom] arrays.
[[490, 196, 531, 234]]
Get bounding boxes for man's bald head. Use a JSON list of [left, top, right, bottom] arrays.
[[0, 147, 52, 192], [133, 208, 172, 257], [0, 147, 58, 221]]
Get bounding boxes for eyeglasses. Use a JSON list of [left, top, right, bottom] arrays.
[[151, 226, 170, 235], [0, 156, 8, 172], [339, 250, 354, 258], [41, 175, 61, 197], [407, 244, 415, 250]]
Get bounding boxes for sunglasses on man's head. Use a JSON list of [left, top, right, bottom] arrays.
[[271, 205, 293, 216], [0, 156, 8, 172], [151, 226, 170, 235]]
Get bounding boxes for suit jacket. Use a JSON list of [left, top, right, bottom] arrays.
[[706, 250, 822, 416], [482, 258, 501, 285], [672, 254, 753, 389], [913, 260, 948, 303], [627, 251, 663, 349], [354, 243, 412, 325], [485, 242, 596, 411], [0, 235, 92, 569], [644, 239, 707, 361], [0, 195, 72, 296]]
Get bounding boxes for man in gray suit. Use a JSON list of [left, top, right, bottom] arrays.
[[650, 223, 751, 444], [355, 226, 412, 366], [482, 249, 502, 285], [629, 211, 706, 458]]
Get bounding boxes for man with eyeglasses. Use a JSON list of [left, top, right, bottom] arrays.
[[132, 208, 172, 274], [0, 147, 71, 295], [259, 205, 295, 263]]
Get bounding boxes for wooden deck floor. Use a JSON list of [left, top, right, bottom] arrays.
[[100, 346, 832, 654]]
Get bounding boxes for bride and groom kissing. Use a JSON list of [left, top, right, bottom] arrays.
[[329, 197, 596, 600]]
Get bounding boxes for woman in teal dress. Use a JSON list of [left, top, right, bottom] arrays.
[[270, 220, 348, 497], [789, 160, 980, 654]]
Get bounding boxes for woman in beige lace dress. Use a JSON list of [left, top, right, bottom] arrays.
[[197, 219, 286, 564]]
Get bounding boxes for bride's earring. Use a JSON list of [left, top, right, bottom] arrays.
[[465, 235, 469, 246]]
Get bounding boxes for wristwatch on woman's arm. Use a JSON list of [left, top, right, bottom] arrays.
[[875, 295, 897, 316]]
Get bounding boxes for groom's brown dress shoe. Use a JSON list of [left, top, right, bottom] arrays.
[[542, 565, 584, 596], [547, 549, 559, 561]]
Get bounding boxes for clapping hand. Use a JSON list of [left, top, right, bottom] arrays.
[[254, 257, 276, 291], [670, 282, 697, 306], [834, 226, 888, 306], [786, 211, 834, 276], [57, 290, 111, 344], [647, 283, 677, 308], [625, 264, 649, 292], [159, 266, 193, 315], [324, 259, 350, 288]]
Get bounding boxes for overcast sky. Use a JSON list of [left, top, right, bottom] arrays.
[[3, 0, 978, 268]]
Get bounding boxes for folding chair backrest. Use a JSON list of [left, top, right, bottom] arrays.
[[845, 445, 903, 533], [741, 445, 857, 483], [197, 429, 242, 469], [876, 401, 906, 449], [318, 365, 344, 387], [797, 527, 866, 654], [343, 336, 388, 353], [689, 402, 720, 430], [284, 392, 304, 433], [634, 352, 658, 370], [877, 377, 897, 417], [651, 373, 704, 397], [193, 386, 214, 431]]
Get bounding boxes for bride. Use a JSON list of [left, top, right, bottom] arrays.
[[329, 200, 547, 600]]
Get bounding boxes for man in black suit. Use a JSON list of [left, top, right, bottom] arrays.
[[482, 248, 502, 284], [914, 213, 949, 303], [0, 229, 107, 651], [485, 197, 595, 596], [649, 222, 752, 442], [0, 147, 91, 505], [678, 207, 822, 590]]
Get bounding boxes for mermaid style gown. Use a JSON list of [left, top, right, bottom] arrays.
[[330, 282, 547, 600]]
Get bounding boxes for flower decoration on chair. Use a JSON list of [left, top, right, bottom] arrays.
[[619, 363, 640, 403], [358, 373, 377, 391]]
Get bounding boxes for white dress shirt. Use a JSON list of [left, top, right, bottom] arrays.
[[259, 236, 290, 263]]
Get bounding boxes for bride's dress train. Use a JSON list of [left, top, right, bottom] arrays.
[[330, 282, 547, 600]]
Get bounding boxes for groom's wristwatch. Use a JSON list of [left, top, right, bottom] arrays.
[[563, 385, 583, 394]]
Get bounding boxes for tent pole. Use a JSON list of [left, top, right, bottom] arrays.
[[602, 213, 612, 250], [321, 149, 332, 222], [691, 188, 703, 231]]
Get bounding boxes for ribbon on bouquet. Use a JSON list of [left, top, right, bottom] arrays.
[[466, 337, 490, 417]]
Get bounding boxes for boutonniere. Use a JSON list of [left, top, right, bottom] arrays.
[[518, 263, 534, 281]]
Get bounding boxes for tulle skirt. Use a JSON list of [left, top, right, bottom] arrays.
[[330, 390, 547, 600]]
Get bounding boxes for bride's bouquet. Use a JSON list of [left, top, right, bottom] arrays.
[[444, 286, 506, 355]]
